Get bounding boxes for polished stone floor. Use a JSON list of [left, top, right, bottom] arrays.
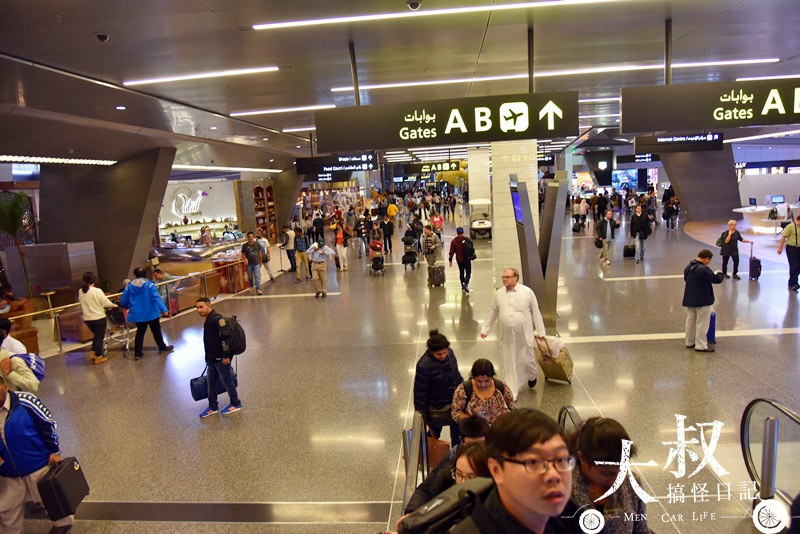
[[26, 210, 800, 533]]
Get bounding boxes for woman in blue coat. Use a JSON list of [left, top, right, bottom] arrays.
[[120, 267, 173, 360]]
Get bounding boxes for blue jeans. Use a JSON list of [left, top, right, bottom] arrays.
[[246, 263, 261, 289], [287, 249, 297, 271], [207, 360, 240, 410], [457, 260, 472, 288], [356, 236, 365, 257], [636, 236, 646, 261]]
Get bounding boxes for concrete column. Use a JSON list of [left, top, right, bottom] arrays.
[[466, 147, 491, 234], [490, 140, 538, 285], [39, 147, 176, 286], [658, 144, 740, 222]]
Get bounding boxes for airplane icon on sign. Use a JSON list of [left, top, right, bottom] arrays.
[[504, 109, 524, 126]]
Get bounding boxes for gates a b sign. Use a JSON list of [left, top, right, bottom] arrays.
[[314, 92, 578, 153], [621, 80, 800, 133]]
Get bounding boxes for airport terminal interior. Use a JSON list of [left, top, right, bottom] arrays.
[[1, 1, 800, 533]]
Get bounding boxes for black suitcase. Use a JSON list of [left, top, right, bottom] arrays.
[[428, 265, 445, 286], [571, 222, 582, 233], [37, 457, 90, 521], [623, 239, 636, 258], [749, 243, 761, 280]]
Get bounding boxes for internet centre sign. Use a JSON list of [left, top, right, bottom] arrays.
[[315, 92, 578, 153], [621, 79, 800, 133]]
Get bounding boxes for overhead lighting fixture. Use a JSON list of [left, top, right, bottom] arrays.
[[231, 104, 335, 117], [172, 164, 280, 173], [123, 66, 279, 86], [253, 0, 616, 30], [723, 129, 800, 144], [210, 126, 218, 130], [115, 105, 127, 110], [282, 126, 317, 133], [579, 113, 621, 119], [262, 137, 269, 141], [578, 97, 620, 104], [332, 58, 780, 92], [736, 73, 800, 82], [0, 155, 116, 165], [296, 145, 302, 149]]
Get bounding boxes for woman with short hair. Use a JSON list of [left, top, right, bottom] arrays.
[[79, 272, 116, 364]]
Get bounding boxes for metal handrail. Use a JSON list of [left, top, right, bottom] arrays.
[[402, 411, 427, 509], [739, 398, 800, 506], [558, 405, 583, 432], [5, 259, 246, 322]]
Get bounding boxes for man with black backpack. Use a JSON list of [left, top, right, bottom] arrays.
[[449, 227, 476, 293], [195, 298, 243, 418]]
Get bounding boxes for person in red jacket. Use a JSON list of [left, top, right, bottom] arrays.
[[449, 227, 474, 293]]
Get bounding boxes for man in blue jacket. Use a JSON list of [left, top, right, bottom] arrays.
[[0, 376, 74, 533], [683, 249, 724, 353], [120, 267, 174, 360]]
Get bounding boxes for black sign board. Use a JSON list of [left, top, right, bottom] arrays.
[[296, 152, 376, 175], [315, 92, 578, 153], [621, 80, 800, 133], [537, 155, 555, 166], [634, 133, 723, 154], [402, 161, 460, 174], [617, 154, 661, 164]]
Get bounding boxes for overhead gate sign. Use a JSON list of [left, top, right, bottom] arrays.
[[315, 92, 578, 153], [621, 80, 800, 133]]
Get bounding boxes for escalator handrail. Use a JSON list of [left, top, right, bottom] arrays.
[[558, 405, 583, 432], [403, 411, 427, 509], [739, 397, 800, 505]]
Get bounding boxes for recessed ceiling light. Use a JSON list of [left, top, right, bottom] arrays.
[[231, 104, 335, 117], [210, 126, 218, 130], [296, 145, 302, 149], [115, 105, 127, 110], [269, 158, 275, 163], [282, 126, 317, 133], [172, 164, 281, 173], [262, 137, 269, 141], [331, 58, 780, 92], [0, 155, 116, 165], [123, 66, 279, 86], [253, 0, 617, 30]]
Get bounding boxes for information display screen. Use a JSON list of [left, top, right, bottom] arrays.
[[511, 190, 524, 224]]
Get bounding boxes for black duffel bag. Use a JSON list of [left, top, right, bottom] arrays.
[[190, 361, 238, 401]]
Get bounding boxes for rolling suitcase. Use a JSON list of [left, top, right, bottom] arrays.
[[749, 243, 761, 280], [536, 346, 574, 384], [37, 457, 90, 521], [623, 239, 636, 258], [707, 311, 716, 344], [428, 264, 445, 287], [571, 222, 582, 233]]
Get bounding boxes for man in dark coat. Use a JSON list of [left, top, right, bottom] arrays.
[[683, 249, 724, 353], [413, 330, 463, 445]]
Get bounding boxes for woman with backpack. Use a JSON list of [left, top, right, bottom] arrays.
[[450, 359, 515, 426]]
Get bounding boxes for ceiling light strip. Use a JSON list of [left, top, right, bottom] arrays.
[[282, 126, 317, 133], [578, 97, 621, 103], [253, 0, 616, 30], [0, 155, 116, 165], [723, 129, 800, 144], [332, 58, 780, 92], [172, 164, 281, 173], [123, 66, 279, 86], [579, 113, 621, 119], [736, 74, 800, 82], [231, 104, 335, 117]]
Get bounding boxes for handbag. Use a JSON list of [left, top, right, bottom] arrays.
[[715, 233, 726, 248], [427, 428, 450, 468], [190, 359, 238, 401], [426, 404, 453, 427], [594, 238, 603, 249]]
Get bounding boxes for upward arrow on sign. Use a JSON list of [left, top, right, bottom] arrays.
[[538, 101, 563, 130]]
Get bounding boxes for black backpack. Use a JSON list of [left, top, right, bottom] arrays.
[[463, 378, 504, 400], [462, 238, 476, 261], [220, 315, 247, 355]]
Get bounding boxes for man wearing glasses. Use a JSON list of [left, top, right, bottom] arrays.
[[480, 267, 547, 398], [450, 409, 578, 533]]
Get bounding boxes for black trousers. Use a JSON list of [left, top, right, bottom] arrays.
[[383, 234, 393, 252], [458, 260, 472, 288], [787, 245, 800, 288], [85, 318, 107, 356], [134, 318, 167, 356], [722, 254, 739, 275]]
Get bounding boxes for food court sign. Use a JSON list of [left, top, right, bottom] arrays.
[[621, 80, 800, 133], [315, 92, 578, 153]]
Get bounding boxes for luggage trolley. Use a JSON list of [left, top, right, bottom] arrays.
[[104, 306, 131, 356]]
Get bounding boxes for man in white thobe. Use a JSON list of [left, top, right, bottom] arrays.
[[480, 267, 546, 400]]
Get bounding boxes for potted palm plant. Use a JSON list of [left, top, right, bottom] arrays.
[[0, 192, 34, 297]]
